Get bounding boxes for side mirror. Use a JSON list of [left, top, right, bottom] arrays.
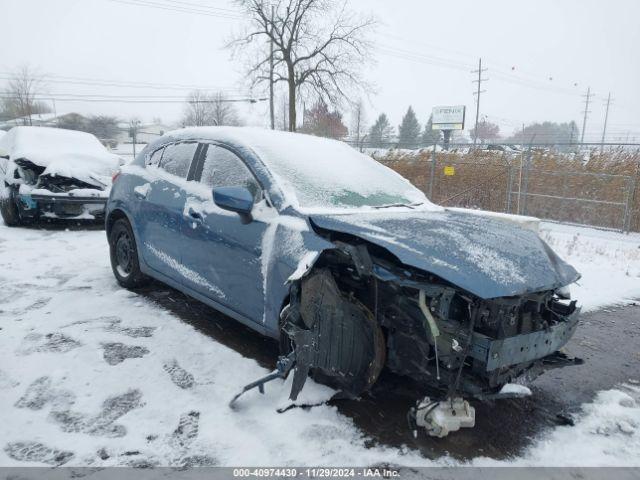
[[213, 186, 254, 224]]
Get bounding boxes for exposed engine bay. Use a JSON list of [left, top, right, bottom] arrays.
[[9, 158, 108, 220], [231, 234, 581, 437]]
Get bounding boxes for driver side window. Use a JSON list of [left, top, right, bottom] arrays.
[[200, 145, 262, 201]]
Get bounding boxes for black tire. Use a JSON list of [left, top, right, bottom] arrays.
[[108, 218, 150, 289], [0, 186, 22, 227]]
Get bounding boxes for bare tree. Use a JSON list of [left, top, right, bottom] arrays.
[[230, 0, 375, 132], [182, 90, 241, 127], [182, 90, 214, 127], [470, 119, 501, 144], [2, 66, 49, 124], [210, 92, 241, 126]]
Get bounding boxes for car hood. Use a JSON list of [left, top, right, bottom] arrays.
[[309, 209, 580, 299]]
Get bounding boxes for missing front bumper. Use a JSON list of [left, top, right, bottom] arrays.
[[469, 310, 581, 372], [18, 194, 107, 219]]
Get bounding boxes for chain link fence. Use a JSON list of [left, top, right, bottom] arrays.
[[361, 142, 640, 233]]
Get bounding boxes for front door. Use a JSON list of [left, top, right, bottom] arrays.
[[180, 143, 268, 323]]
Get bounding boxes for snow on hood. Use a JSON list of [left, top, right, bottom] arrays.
[[0, 126, 120, 186], [310, 209, 580, 299]]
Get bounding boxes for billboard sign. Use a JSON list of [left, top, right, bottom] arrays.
[[432, 105, 465, 130]]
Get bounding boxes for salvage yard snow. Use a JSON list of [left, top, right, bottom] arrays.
[[0, 218, 639, 467], [539, 222, 640, 312]]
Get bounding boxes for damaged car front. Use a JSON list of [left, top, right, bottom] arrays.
[[285, 211, 581, 437], [214, 129, 582, 438], [0, 126, 121, 226]]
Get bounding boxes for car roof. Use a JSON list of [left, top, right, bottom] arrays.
[[158, 126, 345, 156]]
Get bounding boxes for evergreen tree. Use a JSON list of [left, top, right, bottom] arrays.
[[422, 114, 441, 145], [368, 113, 394, 148], [398, 106, 421, 148]]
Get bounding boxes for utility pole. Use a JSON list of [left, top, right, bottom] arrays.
[[580, 86, 594, 143], [600, 92, 613, 153], [471, 58, 488, 146], [130, 119, 141, 158], [269, 5, 275, 130]]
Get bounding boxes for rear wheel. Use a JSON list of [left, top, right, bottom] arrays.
[[0, 185, 22, 227], [108, 218, 150, 288]]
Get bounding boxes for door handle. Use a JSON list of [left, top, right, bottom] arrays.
[[187, 207, 203, 223]]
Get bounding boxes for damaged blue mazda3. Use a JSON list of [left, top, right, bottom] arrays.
[[106, 127, 581, 437]]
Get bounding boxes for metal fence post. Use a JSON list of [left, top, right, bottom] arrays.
[[506, 161, 514, 214], [428, 143, 437, 200], [623, 160, 640, 233], [521, 147, 532, 216]]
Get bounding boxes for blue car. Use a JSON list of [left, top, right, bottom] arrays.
[[106, 127, 581, 437]]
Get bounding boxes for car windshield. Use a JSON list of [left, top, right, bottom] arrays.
[[248, 130, 430, 210]]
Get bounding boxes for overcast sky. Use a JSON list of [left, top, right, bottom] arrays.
[[2, 0, 639, 141]]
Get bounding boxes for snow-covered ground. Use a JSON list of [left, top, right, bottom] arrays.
[[539, 222, 640, 312], [0, 218, 638, 467], [109, 143, 147, 163]]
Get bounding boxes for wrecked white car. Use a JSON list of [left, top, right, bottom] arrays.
[[0, 126, 121, 226]]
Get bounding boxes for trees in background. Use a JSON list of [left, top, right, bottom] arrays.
[[209, 92, 241, 127], [86, 116, 120, 141], [182, 90, 241, 127], [1, 66, 50, 123], [300, 101, 347, 139], [422, 114, 440, 145], [54, 113, 120, 144], [469, 120, 500, 144], [230, 0, 374, 132], [368, 113, 394, 148], [182, 90, 213, 127], [56, 113, 88, 131], [398, 106, 420, 148], [504, 121, 579, 145]]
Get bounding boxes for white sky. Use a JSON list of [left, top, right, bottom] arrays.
[[1, 0, 639, 142]]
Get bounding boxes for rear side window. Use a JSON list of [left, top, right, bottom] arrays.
[[200, 145, 261, 201], [160, 142, 198, 178], [146, 147, 164, 167]]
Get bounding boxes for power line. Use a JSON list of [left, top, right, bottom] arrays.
[[105, 0, 243, 20], [0, 94, 267, 104], [0, 72, 244, 93]]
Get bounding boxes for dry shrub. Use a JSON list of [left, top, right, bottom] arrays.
[[375, 147, 640, 232]]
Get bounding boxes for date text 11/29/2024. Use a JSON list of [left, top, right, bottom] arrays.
[[232, 468, 400, 478]]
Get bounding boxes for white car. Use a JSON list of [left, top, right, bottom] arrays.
[[0, 126, 121, 226]]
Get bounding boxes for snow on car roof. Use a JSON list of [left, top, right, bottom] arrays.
[[167, 126, 437, 211], [0, 126, 120, 182]]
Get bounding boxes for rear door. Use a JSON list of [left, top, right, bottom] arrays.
[[180, 143, 269, 322], [138, 141, 201, 279]]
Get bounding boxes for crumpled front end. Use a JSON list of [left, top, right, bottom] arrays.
[[231, 209, 582, 437], [12, 158, 109, 220]]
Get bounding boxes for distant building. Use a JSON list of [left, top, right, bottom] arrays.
[[115, 121, 172, 145], [0, 112, 92, 130]]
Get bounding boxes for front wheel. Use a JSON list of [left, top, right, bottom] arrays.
[[0, 185, 22, 227], [108, 218, 150, 289]]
